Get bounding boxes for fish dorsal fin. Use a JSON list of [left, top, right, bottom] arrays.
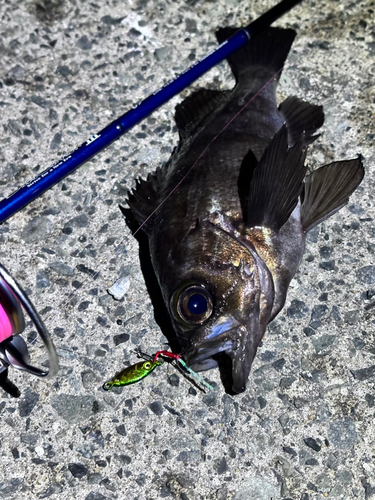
[[246, 125, 307, 231], [175, 88, 229, 139], [279, 96, 324, 146], [301, 158, 364, 232], [126, 87, 231, 229], [216, 27, 296, 82], [125, 167, 164, 231]]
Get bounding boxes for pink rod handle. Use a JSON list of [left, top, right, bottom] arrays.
[[0, 303, 13, 342]]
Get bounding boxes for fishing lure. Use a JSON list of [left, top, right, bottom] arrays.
[[102, 358, 164, 390], [103, 350, 214, 391]]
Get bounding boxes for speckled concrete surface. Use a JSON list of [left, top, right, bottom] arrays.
[[0, 0, 374, 499]]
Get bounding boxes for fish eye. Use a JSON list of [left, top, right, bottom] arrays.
[[143, 361, 152, 370], [175, 285, 213, 325]]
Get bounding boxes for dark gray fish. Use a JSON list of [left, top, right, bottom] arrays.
[[125, 27, 364, 393]]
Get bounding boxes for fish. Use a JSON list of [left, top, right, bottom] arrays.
[[124, 27, 364, 394]]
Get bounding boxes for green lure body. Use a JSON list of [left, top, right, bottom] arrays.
[[103, 359, 163, 390]]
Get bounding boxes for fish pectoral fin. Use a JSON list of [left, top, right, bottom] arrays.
[[301, 157, 364, 232], [175, 88, 230, 140], [215, 27, 296, 82], [279, 96, 324, 147], [246, 125, 307, 231]]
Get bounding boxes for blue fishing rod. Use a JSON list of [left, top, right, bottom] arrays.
[[0, 0, 302, 224]]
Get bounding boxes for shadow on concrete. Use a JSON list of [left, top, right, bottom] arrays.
[[121, 207, 181, 353]]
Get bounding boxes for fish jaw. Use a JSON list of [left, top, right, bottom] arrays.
[[229, 320, 264, 394], [183, 294, 271, 394]]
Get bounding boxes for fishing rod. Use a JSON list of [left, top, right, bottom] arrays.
[[0, 0, 302, 224], [0, 0, 303, 389]]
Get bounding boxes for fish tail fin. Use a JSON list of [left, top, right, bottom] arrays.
[[215, 27, 296, 81], [301, 157, 364, 232]]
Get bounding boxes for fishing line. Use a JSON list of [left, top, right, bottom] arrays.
[[35, 64, 285, 341], [133, 66, 284, 237]]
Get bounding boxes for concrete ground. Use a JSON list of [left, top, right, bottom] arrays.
[[0, 0, 374, 498]]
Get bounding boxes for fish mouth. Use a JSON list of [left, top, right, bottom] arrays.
[[183, 315, 263, 394], [183, 317, 238, 370]]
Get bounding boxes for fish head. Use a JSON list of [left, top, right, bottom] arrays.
[[158, 220, 275, 393]]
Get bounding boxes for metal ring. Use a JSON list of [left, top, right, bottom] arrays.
[[0, 263, 59, 378]]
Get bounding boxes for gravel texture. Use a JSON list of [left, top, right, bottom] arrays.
[[0, 0, 374, 499]]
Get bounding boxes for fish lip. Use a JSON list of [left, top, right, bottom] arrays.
[[184, 340, 234, 367], [182, 318, 239, 365], [183, 336, 235, 371], [205, 316, 240, 341]]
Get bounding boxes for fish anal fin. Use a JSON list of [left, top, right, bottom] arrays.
[[216, 27, 296, 83], [301, 157, 364, 232], [279, 96, 324, 147], [246, 125, 307, 231]]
